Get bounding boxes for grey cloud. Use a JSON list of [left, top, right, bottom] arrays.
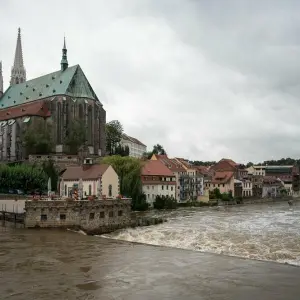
[[1, 0, 300, 163]]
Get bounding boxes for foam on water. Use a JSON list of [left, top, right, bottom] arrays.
[[103, 203, 300, 266]]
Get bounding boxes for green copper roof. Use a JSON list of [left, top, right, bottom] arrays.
[[0, 64, 99, 109]]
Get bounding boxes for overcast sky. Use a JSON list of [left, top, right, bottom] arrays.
[[1, 0, 300, 163]]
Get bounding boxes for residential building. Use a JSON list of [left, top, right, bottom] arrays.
[[206, 171, 235, 196], [0, 28, 106, 161], [234, 179, 243, 198], [252, 165, 266, 176], [173, 158, 204, 201], [262, 176, 284, 198], [141, 159, 176, 206], [242, 180, 253, 197], [210, 158, 237, 173], [265, 165, 299, 195], [151, 154, 186, 200], [120, 133, 147, 158], [251, 175, 263, 198], [61, 158, 119, 199]]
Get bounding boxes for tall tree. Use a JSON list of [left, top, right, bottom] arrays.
[[143, 144, 167, 159], [106, 120, 123, 155], [23, 118, 53, 155], [153, 144, 166, 155], [65, 119, 86, 155], [101, 155, 148, 210]]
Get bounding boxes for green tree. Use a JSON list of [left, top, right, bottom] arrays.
[[114, 144, 130, 156], [23, 118, 53, 155], [106, 120, 123, 155], [65, 119, 86, 154], [101, 155, 148, 210], [41, 159, 60, 192], [153, 195, 177, 209], [143, 144, 167, 159], [0, 164, 47, 193]]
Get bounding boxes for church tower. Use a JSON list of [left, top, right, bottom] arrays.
[[0, 61, 3, 97], [61, 37, 68, 71], [10, 28, 26, 85]]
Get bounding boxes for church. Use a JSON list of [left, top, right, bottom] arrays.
[[0, 28, 106, 161]]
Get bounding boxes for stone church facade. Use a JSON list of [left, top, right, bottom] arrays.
[[0, 28, 106, 161]]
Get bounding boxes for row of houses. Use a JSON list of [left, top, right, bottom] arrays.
[[54, 135, 299, 206], [140, 156, 300, 205]]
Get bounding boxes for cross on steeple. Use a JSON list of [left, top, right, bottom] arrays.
[[10, 27, 26, 85]]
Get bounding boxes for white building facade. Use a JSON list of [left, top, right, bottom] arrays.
[[242, 180, 253, 197], [121, 133, 147, 158]]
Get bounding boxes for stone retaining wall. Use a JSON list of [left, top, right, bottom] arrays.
[[24, 199, 131, 233]]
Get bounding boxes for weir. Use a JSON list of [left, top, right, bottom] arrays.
[[0, 202, 25, 226]]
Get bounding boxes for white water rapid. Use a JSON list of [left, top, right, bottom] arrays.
[[103, 202, 300, 266]]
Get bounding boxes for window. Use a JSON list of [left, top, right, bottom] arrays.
[[57, 102, 62, 143], [147, 186, 150, 190], [64, 184, 67, 196], [166, 185, 169, 190], [89, 213, 95, 220], [108, 184, 112, 197], [41, 214, 47, 221], [171, 186, 173, 191], [60, 214, 66, 220], [109, 211, 114, 218], [152, 186, 154, 190], [118, 210, 123, 216], [162, 185, 164, 190], [100, 211, 105, 218], [88, 184, 92, 196], [79, 103, 84, 119], [152, 194, 155, 199], [87, 106, 93, 145]]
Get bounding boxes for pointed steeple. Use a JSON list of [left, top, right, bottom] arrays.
[[61, 36, 68, 71], [10, 27, 26, 85], [0, 61, 3, 97]]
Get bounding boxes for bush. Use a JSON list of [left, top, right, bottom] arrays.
[[132, 193, 149, 211], [0, 164, 47, 193], [153, 195, 177, 210]]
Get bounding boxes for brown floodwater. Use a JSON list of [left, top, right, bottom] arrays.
[[1, 203, 300, 299]]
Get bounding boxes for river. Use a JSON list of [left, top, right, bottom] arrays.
[[106, 202, 300, 266], [1, 202, 300, 299]]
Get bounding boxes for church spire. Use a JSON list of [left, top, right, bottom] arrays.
[[61, 36, 68, 71], [10, 27, 26, 85], [0, 61, 3, 97]]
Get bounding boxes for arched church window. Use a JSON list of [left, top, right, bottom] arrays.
[[15, 77, 19, 84], [65, 103, 69, 136], [108, 184, 112, 197], [57, 102, 62, 144], [87, 106, 93, 145]]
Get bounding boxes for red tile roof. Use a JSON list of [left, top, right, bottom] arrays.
[[0, 100, 51, 121], [195, 165, 209, 175], [211, 171, 234, 184], [142, 160, 175, 176], [152, 154, 186, 172], [220, 158, 237, 167], [62, 164, 110, 180]]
